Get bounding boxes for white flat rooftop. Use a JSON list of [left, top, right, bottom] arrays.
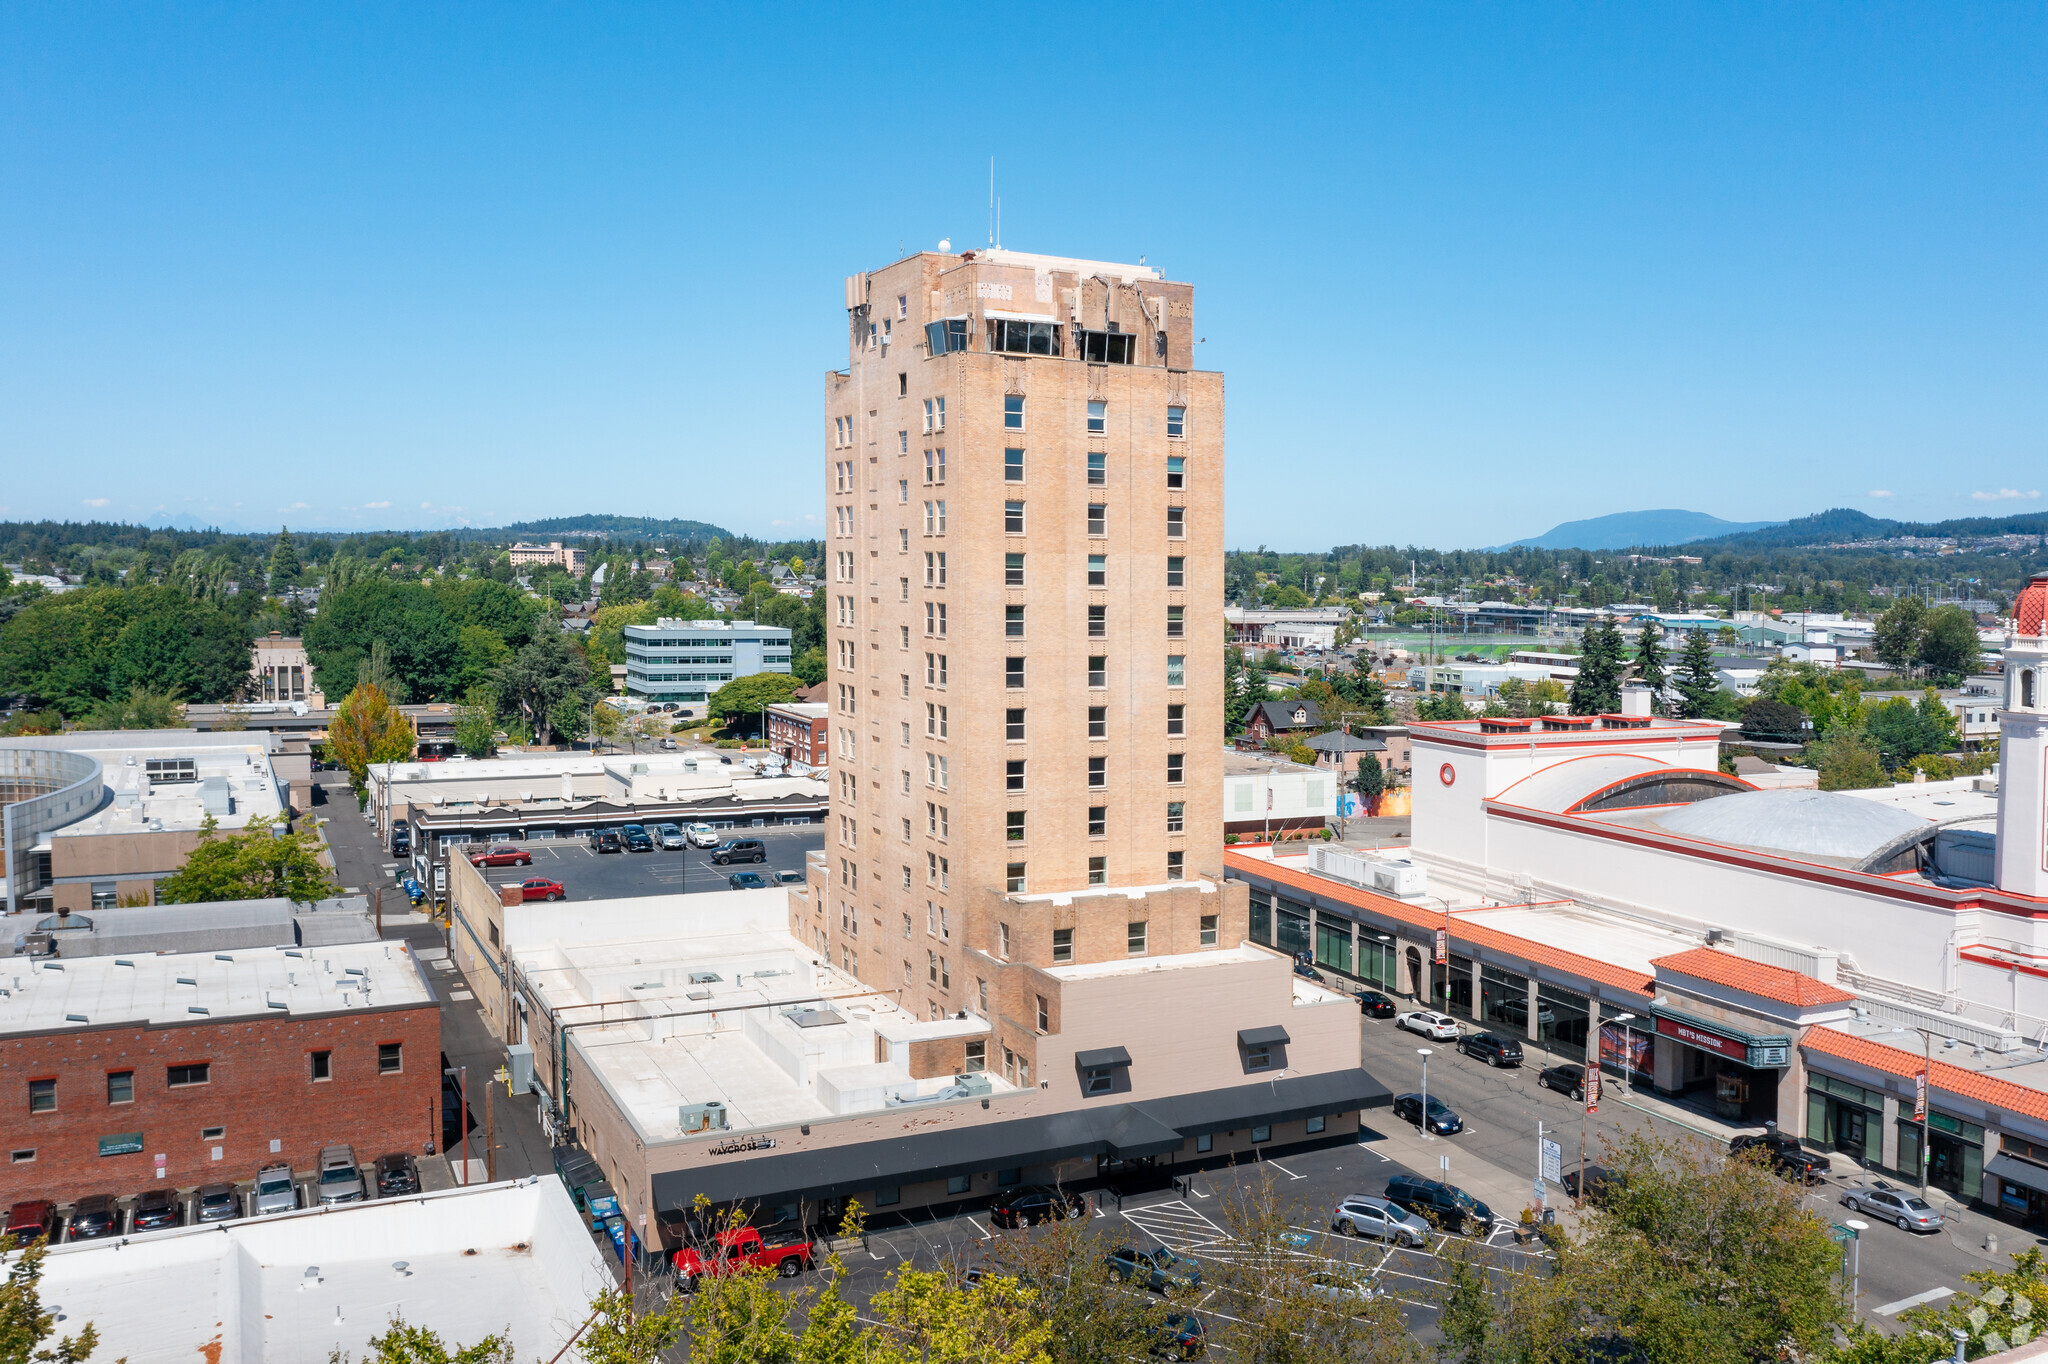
[[54, 740, 284, 839], [0, 940, 432, 1034], [1837, 777, 2000, 828], [35, 1177, 609, 1364], [1007, 878, 1218, 907], [1047, 944, 1266, 981], [509, 892, 1012, 1142], [1453, 902, 1707, 978]]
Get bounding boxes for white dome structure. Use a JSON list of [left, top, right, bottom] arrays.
[[1647, 788, 1935, 871]]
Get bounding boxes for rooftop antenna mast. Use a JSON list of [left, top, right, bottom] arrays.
[[989, 157, 995, 249]]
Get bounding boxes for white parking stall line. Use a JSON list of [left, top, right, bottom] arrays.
[[1359, 1141, 1392, 1162], [965, 1216, 992, 1241], [1263, 1159, 1306, 1181], [1875, 1286, 1954, 1316]]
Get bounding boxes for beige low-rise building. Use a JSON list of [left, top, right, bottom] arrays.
[[250, 631, 326, 709], [447, 855, 1378, 1239]]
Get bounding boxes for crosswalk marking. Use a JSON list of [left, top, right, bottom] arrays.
[[1875, 1286, 1954, 1316], [1120, 1199, 1228, 1251]]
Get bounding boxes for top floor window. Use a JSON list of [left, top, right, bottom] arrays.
[[991, 320, 1060, 355], [1167, 405, 1185, 438], [1086, 400, 1107, 434], [1078, 330, 1136, 365], [926, 318, 969, 356], [897, 294, 909, 319]]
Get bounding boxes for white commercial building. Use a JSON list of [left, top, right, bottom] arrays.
[[622, 618, 792, 713]]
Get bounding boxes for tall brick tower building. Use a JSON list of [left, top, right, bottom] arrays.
[[803, 246, 1247, 1085]]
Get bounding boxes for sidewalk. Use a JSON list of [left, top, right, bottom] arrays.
[[1363, 1114, 1582, 1236]]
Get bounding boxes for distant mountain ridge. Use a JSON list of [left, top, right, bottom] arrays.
[[1689, 507, 2048, 550], [500, 514, 731, 541], [1507, 510, 1781, 551]]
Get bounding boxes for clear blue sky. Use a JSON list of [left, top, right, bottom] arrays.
[[3, 5, 2042, 549]]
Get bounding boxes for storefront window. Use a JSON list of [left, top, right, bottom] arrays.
[[1433, 954, 1475, 1020], [1929, 1111, 1985, 1202], [1357, 935, 1396, 989], [1806, 1075, 1883, 1165], [1315, 919, 1353, 976], [1275, 898, 1311, 961], [1534, 986, 1590, 1063], [1249, 889, 1271, 946], [1478, 963, 1530, 1034]]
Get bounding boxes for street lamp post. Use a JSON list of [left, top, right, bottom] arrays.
[[1893, 1026, 1936, 1196], [1418, 1047, 1435, 1142], [1611, 1012, 1638, 1096]]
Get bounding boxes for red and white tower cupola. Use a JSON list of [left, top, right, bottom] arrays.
[[1996, 570, 2048, 896]]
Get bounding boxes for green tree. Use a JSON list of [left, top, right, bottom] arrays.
[[1415, 692, 1471, 721], [1917, 604, 1982, 680], [496, 635, 591, 747], [1872, 594, 1927, 675], [0, 1234, 104, 1364], [452, 687, 498, 759], [1814, 721, 1890, 790], [156, 813, 341, 904], [302, 578, 460, 702], [1330, 659, 1390, 724], [1739, 697, 1808, 745], [436, 577, 541, 650], [1633, 623, 1668, 708], [790, 646, 826, 686], [266, 526, 302, 589], [1569, 617, 1625, 715], [1352, 752, 1386, 809], [1672, 630, 1722, 718], [329, 1314, 513, 1364], [77, 684, 185, 730], [453, 624, 513, 695], [328, 681, 418, 793], [1866, 688, 1961, 770], [708, 672, 799, 734]]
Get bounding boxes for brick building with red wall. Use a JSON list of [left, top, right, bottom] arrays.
[[764, 701, 829, 768], [0, 942, 439, 1206]]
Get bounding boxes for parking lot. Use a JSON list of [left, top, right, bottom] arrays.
[[457, 823, 823, 900]]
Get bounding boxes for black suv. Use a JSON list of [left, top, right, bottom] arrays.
[[1384, 1175, 1495, 1235], [66, 1194, 118, 1240], [131, 1188, 180, 1231], [1458, 1031, 1524, 1068], [621, 823, 654, 852], [710, 838, 767, 866], [1730, 1131, 1830, 1183], [592, 830, 623, 854], [988, 1186, 1088, 1228], [390, 818, 411, 856], [377, 1152, 421, 1196]]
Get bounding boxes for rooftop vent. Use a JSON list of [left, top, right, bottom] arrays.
[[687, 971, 722, 985], [65, 1013, 87, 1023], [1478, 717, 1533, 734], [188, 1005, 210, 1015]]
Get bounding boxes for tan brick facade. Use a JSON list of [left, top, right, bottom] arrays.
[[809, 249, 1230, 1028]]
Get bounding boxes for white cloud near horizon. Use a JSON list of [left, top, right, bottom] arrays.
[[82, 497, 109, 507], [1866, 489, 1894, 498], [1971, 488, 2041, 501]]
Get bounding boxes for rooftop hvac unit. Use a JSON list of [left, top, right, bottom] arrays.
[[954, 1072, 992, 1096], [1369, 861, 1426, 898], [678, 1101, 728, 1134]]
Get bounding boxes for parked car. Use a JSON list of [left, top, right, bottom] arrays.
[[1458, 1031, 1525, 1068], [66, 1194, 118, 1240], [727, 871, 767, 890], [710, 838, 767, 866], [1729, 1130, 1830, 1184], [469, 844, 532, 868], [132, 1188, 181, 1231], [1842, 1183, 1944, 1233], [316, 1145, 365, 1205], [622, 824, 654, 852], [1150, 1311, 1207, 1359], [988, 1186, 1089, 1228], [1331, 1194, 1431, 1247], [377, 1153, 421, 1197], [1383, 1175, 1495, 1235], [1356, 990, 1398, 1019], [656, 823, 687, 850], [254, 1164, 297, 1216], [1537, 1063, 1587, 1101], [1305, 1268, 1382, 1310], [1395, 1010, 1461, 1041], [195, 1183, 239, 1223], [3, 1201, 53, 1245], [687, 824, 719, 848], [776, 869, 805, 884], [1105, 1245, 1203, 1292], [1392, 1092, 1464, 1135], [1560, 1163, 1624, 1206], [591, 830, 623, 854], [1292, 954, 1325, 983], [390, 818, 411, 857], [672, 1225, 816, 1291], [519, 877, 567, 902]]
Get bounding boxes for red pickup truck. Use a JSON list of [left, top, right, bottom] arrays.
[[673, 1225, 815, 1290]]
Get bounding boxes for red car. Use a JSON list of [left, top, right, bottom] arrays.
[[673, 1225, 815, 1291], [470, 845, 532, 868], [518, 878, 565, 902]]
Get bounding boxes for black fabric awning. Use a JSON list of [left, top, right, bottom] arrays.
[[1237, 1025, 1291, 1047], [649, 1069, 1392, 1213], [1075, 1046, 1133, 1069], [1987, 1153, 2048, 1196]]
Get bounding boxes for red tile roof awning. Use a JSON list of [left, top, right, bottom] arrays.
[[1651, 947, 1855, 1007], [1803, 1026, 2048, 1125]]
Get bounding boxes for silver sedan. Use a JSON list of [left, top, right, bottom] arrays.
[[1842, 1186, 1944, 1233]]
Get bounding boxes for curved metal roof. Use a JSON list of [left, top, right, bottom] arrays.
[[1493, 754, 1749, 815], [1647, 789, 1934, 868]]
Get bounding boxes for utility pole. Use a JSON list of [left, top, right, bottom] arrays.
[[485, 1077, 496, 1182]]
